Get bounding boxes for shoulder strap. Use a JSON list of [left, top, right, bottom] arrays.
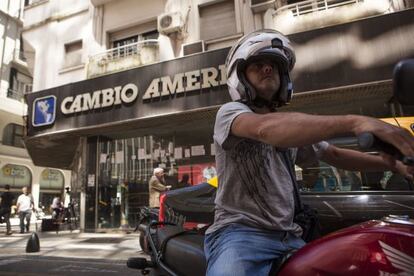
[[280, 149, 303, 214]]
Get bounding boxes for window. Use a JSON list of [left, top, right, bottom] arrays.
[[64, 40, 83, 68], [113, 35, 139, 49], [199, 0, 237, 41], [112, 30, 159, 48], [7, 68, 32, 102], [3, 124, 25, 148], [110, 21, 158, 49], [96, 119, 215, 229], [112, 35, 139, 58], [109, 22, 158, 60], [142, 30, 159, 40]]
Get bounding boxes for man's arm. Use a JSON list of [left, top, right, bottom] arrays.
[[231, 112, 414, 158], [321, 145, 414, 179], [150, 179, 167, 192], [16, 197, 20, 213]]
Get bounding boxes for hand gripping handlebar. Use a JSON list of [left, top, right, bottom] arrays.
[[357, 132, 414, 165]]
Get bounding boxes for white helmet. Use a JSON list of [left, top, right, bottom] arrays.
[[226, 29, 296, 109]]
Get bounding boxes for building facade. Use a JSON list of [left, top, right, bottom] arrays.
[[0, 0, 71, 215], [22, 0, 414, 231]]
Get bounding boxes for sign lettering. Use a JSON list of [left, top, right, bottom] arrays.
[[142, 64, 226, 100], [61, 83, 139, 115]]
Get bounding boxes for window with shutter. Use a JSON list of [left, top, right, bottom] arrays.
[[199, 1, 237, 42], [64, 40, 83, 68]]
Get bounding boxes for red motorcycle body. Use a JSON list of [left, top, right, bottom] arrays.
[[279, 218, 414, 275]]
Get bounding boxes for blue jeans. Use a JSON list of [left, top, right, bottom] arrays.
[[204, 223, 305, 276], [19, 210, 32, 233]]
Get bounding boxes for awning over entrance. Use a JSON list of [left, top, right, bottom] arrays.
[[24, 106, 220, 169]]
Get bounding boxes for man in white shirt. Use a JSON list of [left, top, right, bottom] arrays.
[[16, 187, 34, 233]]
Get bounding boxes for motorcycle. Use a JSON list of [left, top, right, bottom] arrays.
[[127, 60, 414, 275]]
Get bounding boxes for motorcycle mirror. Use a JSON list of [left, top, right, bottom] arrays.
[[393, 59, 414, 105]]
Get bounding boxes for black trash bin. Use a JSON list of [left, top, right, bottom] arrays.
[[41, 218, 58, 232]]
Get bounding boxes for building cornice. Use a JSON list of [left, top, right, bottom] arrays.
[[0, 8, 24, 26], [22, 7, 89, 32]]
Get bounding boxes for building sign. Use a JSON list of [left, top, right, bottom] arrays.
[[40, 169, 64, 190], [61, 83, 138, 115], [56, 64, 226, 116], [32, 95, 56, 126], [0, 164, 31, 188], [142, 65, 226, 100], [2, 164, 27, 177], [41, 168, 62, 181], [26, 47, 231, 136]]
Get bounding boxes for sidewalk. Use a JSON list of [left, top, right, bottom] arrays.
[[0, 219, 146, 261]]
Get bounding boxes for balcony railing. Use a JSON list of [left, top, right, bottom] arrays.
[[273, 0, 392, 34], [275, 0, 366, 17], [7, 88, 25, 102], [87, 39, 159, 78]]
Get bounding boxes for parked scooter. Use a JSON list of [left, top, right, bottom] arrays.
[[127, 60, 414, 276]]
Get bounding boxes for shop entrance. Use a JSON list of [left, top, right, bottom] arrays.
[[96, 113, 216, 229]]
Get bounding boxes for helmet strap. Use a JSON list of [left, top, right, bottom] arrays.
[[271, 71, 293, 107]]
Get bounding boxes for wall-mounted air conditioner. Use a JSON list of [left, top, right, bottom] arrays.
[[249, 0, 276, 13], [157, 12, 184, 35], [182, 41, 205, 56]]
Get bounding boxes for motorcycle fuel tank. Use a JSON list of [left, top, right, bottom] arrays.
[[279, 216, 414, 276]]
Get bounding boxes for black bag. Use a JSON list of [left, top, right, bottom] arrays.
[[293, 204, 320, 242], [281, 150, 321, 242]]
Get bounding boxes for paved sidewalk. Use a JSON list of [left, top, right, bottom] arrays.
[[0, 229, 146, 261]]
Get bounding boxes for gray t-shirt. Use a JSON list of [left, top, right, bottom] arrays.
[[206, 102, 328, 236]]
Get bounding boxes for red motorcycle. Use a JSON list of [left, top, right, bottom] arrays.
[[278, 216, 414, 275], [127, 60, 414, 276]]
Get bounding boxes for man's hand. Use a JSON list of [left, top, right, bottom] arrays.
[[352, 115, 414, 160], [392, 160, 414, 180]]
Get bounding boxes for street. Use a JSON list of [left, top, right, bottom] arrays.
[[0, 255, 138, 276], [0, 229, 151, 275]]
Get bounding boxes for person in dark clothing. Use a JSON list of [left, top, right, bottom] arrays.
[[176, 174, 191, 189], [0, 185, 14, 235]]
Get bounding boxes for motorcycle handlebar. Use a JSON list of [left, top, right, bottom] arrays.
[[357, 132, 414, 165]]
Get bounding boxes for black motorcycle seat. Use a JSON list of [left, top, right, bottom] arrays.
[[157, 226, 206, 276]]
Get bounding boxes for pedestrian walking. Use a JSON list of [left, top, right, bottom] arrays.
[[148, 168, 171, 208], [16, 187, 34, 233], [0, 185, 14, 235]]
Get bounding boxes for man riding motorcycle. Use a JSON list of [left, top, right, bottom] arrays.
[[204, 29, 414, 276]]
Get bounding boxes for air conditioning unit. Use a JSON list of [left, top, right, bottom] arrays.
[[182, 41, 205, 56], [157, 12, 184, 35], [249, 0, 276, 13]]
